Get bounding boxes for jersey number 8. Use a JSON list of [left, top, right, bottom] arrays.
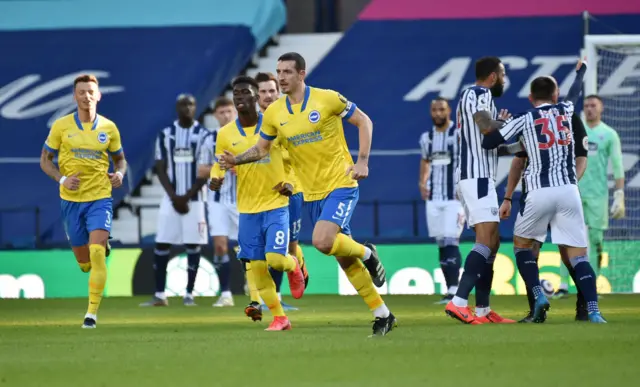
[[535, 116, 572, 150]]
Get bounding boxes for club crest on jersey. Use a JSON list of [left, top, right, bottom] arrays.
[[97, 132, 108, 144], [308, 110, 321, 123]]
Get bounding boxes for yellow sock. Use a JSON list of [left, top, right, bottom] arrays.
[[265, 252, 296, 272], [295, 244, 305, 268], [87, 244, 107, 316], [245, 262, 261, 303], [343, 258, 384, 311], [329, 233, 366, 259], [251, 260, 284, 317], [78, 262, 92, 273]]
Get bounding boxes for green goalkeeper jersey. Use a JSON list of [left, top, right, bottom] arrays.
[[578, 121, 624, 199]]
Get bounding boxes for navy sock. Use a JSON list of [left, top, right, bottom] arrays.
[[571, 256, 599, 313], [515, 248, 542, 298], [455, 243, 491, 300], [475, 255, 494, 307], [186, 247, 200, 294], [442, 244, 461, 290], [213, 254, 231, 292], [153, 249, 170, 294], [565, 261, 585, 308], [270, 268, 284, 293]]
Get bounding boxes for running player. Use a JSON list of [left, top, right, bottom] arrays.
[[140, 94, 210, 307], [40, 74, 127, 328], [205, 97, 239, 308], [555, 95, 625, 297], [419, 97, 464, 304], [208, 76, 306, 331], [483, 61, 606, 323], [218, 53, 396, 336], [445, 56, 514, 324]]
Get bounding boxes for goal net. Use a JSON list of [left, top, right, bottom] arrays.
[[584, 35, 640, 293]]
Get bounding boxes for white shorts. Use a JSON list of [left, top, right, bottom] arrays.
[[426, 200, 465, 239], [457, 178, 499, 227], [155, 196, 208, 245], [514, 185, 587, 247], [207, 200, 239, 240]]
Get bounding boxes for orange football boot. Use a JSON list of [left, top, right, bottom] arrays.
[[287, 256, 305, 299], [474, 310, 516, 324], [265, 316, 292, 331], [445, 301, 481, 324]]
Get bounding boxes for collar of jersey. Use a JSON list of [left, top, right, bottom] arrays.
[[235, 112, 263, 137], [73, 111, 99, 131], [285, 86, 311, 114]]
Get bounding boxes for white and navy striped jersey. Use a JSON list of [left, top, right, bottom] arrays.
[[499, 102, 577, 193], [419, 122, 459, 201], [199, 130, 238, 206], [456, 86, 499, 181], [154, 120, 210, 201]]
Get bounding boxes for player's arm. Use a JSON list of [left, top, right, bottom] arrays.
[[471, 90, 505, 134], [184, 134, 209, 199], [565, 59, 587, 106], [609, 129, 626, 219], [505, 153, 526, 200], [571, 113, 588, 180], [346, 107, 373, 169], [208, 133, 226, 191], [154, 132, 177, 199], [418, 134, 430, 200], [108, 126, 127, 188], [40, 122, 80, 190], [482, 114, 526, 149]]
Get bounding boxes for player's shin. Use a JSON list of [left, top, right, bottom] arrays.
[[153, 247, 171, 299], [185, 246, 200, 298], [269, 268, 284, 297], [87, 244, 107, 318], [569, 254, 600, 312], [213, 253, 232, 298], [328, 233, 370, 260], [244, 261, 261, 303], [252, 260, 284, 317], [588, 228, 604, 278], [515, 247, 543, 297], [453, 243, 491, 307], [474, 255, 495, 316], [338, 257, 389, 318]]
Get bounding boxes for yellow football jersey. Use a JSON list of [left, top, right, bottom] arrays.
[[261, 86, 357, 201], [210, 113, 288, 214], [44, 113, 123, 202], [281, 147, 303, 195]]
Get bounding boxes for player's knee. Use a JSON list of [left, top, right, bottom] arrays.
[[288, 241, 298, 256], [214, 244, 228, 257], [335, 256, 358, 270], [312, 234, 334, 254], [513, 236, 533, 249], [155, 243, 171, 252]]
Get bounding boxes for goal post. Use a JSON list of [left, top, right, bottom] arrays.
[[582, 34, 640, 294]]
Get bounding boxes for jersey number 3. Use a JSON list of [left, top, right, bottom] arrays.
[[535, 116, 572, 150]]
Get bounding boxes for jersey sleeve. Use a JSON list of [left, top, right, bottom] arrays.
[[197, 133, 215, 166], [210, 130, 226, 179], [609, 129, 625, 179], [498, 114, 526, 142], [571, 113, 588, 158], [419, 132, 430, 160], [327, 90, 357, 119], [43, 120, 63, 153], [473, 88, 493, 113], [259, 108, 278, 141], [154, 130, 166, 161], [108, 125, 123, 155]]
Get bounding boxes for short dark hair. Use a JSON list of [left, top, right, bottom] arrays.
[[212, 96, 233, 112], [585, 94, 603, 103], [432, 97, 449, 105], [231, 76, 259, 91], [255, 72, 279, 91], [475, 57, 502, 80], [530, 76, 557, 100], [74, 74, 99, 89], [278, 52, 306, 71]]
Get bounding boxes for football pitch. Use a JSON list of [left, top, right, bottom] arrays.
[[1, 295, 639, 387]]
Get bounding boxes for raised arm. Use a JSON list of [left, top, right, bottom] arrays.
[[565, 59, 587, 106]]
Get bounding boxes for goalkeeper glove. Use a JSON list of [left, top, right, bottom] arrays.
[[610, 189, 625, 219]]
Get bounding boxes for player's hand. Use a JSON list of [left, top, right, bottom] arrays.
[[209, 177, 224, 192], [346, 161, 369, 180], [498, 109, 511, 121], [108, 171, 123, 188], [499, 200, 512, 220], [576, 56, 587, 71], [273, 182, 294, 197], [171, 195, 189, 214], [610, 189, 625, 219], [218, 151, 236, 170], [419, 184, 430, 200], [62, 172, 81, 191]]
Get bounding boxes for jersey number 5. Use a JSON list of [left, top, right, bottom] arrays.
[[535, 116, 572, 150]]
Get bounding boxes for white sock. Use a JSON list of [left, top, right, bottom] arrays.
[[221, 290, 232, 298], [559, 283, 568, 291], [452, 296, 468, 307], [448, 286, 458, 295], [155, 292, 166, 299], [277, 293, 282, 301], [85, 313, 97, 321], [184, 292, 193, 299], [475, 307, 490, 317], [362, 247, 372, 261], [373, 303, 390, 318]]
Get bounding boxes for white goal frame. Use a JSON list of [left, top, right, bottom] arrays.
[[583, 34, 640, 96]]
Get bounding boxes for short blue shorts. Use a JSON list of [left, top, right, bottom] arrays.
[[306, 187, 359, 235], [288, 192, 304, 242], [238, 206, 289, 260], [61, 198, 113, 247]]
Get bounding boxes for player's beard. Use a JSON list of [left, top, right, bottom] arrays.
[[432, 117, 446, 128], [490, 82, 505, 98]]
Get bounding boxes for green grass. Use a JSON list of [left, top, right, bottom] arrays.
[[1, 295, 640, 387]]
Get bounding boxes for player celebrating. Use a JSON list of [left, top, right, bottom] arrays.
[[207, 76, 306, 331], [140, 94, 210, 307], [418, 97, 464, 304], [483, 62, 606, 323], [445, 57, 514, 324], [205, 97, 239, 308], [40, 74, 127, 329], [219, 53, 396, 336], [555, 95, 625, 297]]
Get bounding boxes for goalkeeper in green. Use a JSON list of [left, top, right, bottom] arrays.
[[555, 94, 626, 298]]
